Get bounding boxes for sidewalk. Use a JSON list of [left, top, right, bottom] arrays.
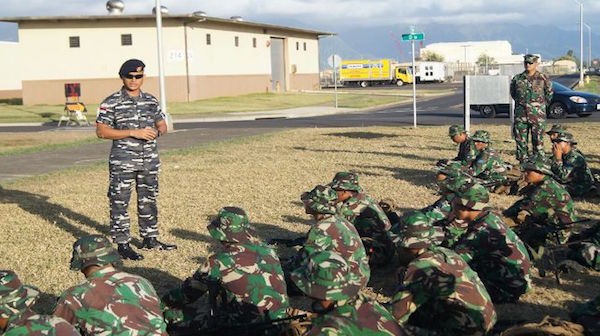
[[0, 106, 361, 128]]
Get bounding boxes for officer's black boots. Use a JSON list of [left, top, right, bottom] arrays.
[[141, 237, 177, 251], [118, 243, 144, 261]]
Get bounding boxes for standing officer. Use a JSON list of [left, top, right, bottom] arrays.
[[510, 54, 553, 162], [96, 59, 176, 260]]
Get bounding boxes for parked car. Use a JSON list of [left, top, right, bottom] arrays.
[[473, 81, 600, 119]]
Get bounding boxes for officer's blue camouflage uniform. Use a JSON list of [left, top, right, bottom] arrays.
[[96, 87, 165, 244]]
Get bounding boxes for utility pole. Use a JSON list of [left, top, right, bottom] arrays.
[[584, 23, 591, 69]]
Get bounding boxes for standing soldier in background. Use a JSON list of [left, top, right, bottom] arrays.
[[510, 54, 553, 163], [96, 58, 176, 261], [54, 235, 168, 335], [0, 270, 80, 335]]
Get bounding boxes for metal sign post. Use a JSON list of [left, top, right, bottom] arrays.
[[402, 29, 424, 128]]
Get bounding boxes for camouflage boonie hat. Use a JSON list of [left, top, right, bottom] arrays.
[[448, 124, 466, 137], [0, 270, 40, 318], [70, 235, 122, 271], [436, 161, 464, 178], [471, 130, 491, 143], [329, 172, 361, 192], [553, 132, 577, 145], [397, 212, 437, 249], [290, 251, 361, 302], [521, 157, 553, 176], [456, 183, 489, 210], [546, 124, 566, 135], [301, 185, 338, 215], [208, 206, 255, 242], [524, 54, 539, 63], [439, 175, 470, 193]]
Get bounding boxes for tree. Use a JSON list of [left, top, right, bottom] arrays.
[[476, 53, 497, 67], [556, 49, 579, 64], [421, 51, 444, 62]]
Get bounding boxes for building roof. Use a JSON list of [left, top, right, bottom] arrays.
[[0, 14, 335, 37]]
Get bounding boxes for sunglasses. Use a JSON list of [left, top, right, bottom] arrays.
[[524, 61, 534, 65], [123, 74, 144, 79]]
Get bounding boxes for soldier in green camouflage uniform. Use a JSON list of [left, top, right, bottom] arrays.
[[329, 172, 395, 265], [448, 124, 477, 165], [568, 221, 600, 271], [503, 157, 578, 247], [419, 164, 471, 246], [96, 59, 176, 261], [551, 132, 596, 197], [0, 270, 80, 336], [291, 250, 406, 336], [162, 207, 290, 329], [466, 130, 509, 190], [451, 183, 532, 303], [510, 54, 553, 162], [53, 235, 168, 335], [571, 295, 600, 335], [390, 216, 497, 335], [292, 184, 370, 290]]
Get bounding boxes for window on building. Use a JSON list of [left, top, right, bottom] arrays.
[[252, 37, 257, 48], [296, 41, 299, 50], [69, 36, 80, 48], [303, 42, 307, 51], [121, 34, 132, 46], [235, 36, 239, 47], [206, 33, 212, 45]]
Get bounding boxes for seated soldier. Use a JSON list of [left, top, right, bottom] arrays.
[[288, 185, 370, 290], [162, 207, 289, 331], [390, 217, 497, 336], [546, 124, 567, 141], [53, 235, 167, 335], [551, 132, 596, 197], [567, 220, 600, 271], [447, 124, 476, 165], [451, 183, 532, 303], [503, 157, 578, 249], [291, 250, 406, 336], [0, 270, 80, 336], [329, 172, 395, 265], [466, 130, 509, 191]]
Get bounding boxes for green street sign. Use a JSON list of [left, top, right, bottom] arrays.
[[402, 33, 424, 41]]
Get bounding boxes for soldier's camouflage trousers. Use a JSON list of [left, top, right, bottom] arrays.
[[513, 118, 546, 162], [108, 170, 159, 244]]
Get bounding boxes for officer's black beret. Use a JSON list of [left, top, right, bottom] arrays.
[[118, 59, 145, 77]]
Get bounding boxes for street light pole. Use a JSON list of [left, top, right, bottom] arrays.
[[584, 23, 591, 69], [576, 0, 584, 86], [155, 0, 171, 130]]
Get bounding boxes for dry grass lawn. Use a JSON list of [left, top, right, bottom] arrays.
[[0, 130, 98, 156], [1, 123, 599, 328]]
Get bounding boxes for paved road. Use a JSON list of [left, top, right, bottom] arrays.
[[1, 74, 597, 183]]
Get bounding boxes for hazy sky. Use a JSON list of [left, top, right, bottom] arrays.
[[2, 0, 600, 30]]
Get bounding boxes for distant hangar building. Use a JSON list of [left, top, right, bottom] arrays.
[[0, 13, 332, 105], [420, 40, 524, 64]]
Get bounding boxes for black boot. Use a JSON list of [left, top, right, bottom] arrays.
[[140, 237, 177, 251], [118, 243, 144, 261]]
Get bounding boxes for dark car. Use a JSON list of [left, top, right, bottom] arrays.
[[474, 81, 600, 119]]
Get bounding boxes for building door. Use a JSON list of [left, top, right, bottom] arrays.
[[270, 37, 286, 92]]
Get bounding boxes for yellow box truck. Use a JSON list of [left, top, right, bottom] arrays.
[[339, 59, 413, 87]]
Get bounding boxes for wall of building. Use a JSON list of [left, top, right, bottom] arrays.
[[421, 41, 523, 64], [0, 41, 22, 99], [11, 18, 323, 105]]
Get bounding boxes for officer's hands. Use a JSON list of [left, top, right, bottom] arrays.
[[131, 127, 158, 141]]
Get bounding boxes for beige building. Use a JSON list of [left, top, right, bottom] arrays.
[[0, 14, 331, 105]]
